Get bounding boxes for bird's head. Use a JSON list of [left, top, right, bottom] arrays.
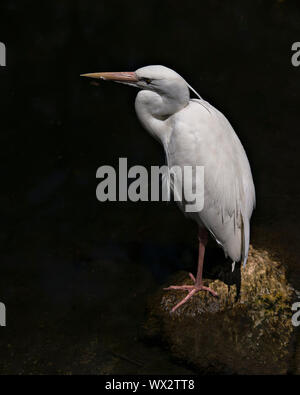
[[81, 65, 190, 105]]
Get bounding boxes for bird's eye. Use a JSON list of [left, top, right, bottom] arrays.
[[143, 78, 152, 85]]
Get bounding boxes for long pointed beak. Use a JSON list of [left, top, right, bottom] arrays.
[[80, 71, 138, 83]]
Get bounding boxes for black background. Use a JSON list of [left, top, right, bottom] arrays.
[[0, 0, 299, 374]]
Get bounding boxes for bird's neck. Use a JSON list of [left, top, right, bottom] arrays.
[[135, 90, 188, 144]]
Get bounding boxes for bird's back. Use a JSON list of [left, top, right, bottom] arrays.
[[165, 99, 255, 265]]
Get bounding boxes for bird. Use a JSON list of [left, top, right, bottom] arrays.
[[81, 65, 256, 312]]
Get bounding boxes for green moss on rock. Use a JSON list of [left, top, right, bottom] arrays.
[[143, 246, 295, 374]]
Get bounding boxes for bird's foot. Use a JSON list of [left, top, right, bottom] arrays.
[[164, 273, 218, 313]]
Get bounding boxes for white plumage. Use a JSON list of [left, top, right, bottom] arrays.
[[82, 65, 256, 311], [134, 65, 255, 266], [168, 98, 255, 265]]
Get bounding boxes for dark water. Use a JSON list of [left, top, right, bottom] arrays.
[[0, 175, 199, 374]]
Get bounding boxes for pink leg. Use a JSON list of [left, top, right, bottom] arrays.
[[164, 228, 218, 312]]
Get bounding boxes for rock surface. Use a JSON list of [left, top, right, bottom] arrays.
[[143, 246, 295, 374]]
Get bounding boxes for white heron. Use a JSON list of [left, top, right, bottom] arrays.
[[81, 65, 256, 312]]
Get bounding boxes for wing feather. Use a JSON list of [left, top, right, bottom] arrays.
[[166, 99, 255, 264]]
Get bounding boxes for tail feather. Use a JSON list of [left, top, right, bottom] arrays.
[[240, 209, 250, 267]]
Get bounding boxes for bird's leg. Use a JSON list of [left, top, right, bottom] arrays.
[[164, 228, 218, 312]]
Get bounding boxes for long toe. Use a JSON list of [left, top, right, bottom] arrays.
[[171, 289, 197, 312], [201, 285, 218, 297], [164, 285, 195, 291], [188, 273, 196, 283]]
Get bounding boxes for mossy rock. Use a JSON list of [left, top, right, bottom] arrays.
[[143, 246, 295, 374]]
